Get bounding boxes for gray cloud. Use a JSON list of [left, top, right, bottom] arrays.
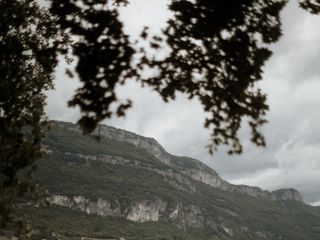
[[45, 1, 320, 204]]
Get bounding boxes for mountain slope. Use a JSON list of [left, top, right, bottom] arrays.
[[22, 121, 320, 240]]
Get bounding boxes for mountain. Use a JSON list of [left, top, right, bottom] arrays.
[[19, 121, 320, 240]]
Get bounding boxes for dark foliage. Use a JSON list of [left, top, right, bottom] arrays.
[[300, 0, 320, 14], [143, 0, 287, 153], [47, 0, 319, 154], [0, 0, 66, 231], [50, 0, 136, 133]]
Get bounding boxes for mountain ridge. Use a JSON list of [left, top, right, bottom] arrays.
[[54, 120, 303, 202]]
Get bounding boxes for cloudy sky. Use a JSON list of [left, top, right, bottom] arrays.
[[46, 1, 320, 205]]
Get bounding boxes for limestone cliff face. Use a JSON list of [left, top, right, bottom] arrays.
[[127, 199, 167, 222], [48, 193, 246, 237], [273, 188, 304, 202], [97, 124, 172, 165], [49, 195, 121, 217], [55, 121, 303, 202], [48, 195, 204, 230]]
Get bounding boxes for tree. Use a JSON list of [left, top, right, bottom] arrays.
[[1, 0, 320, 235], [0, 0, 67, 233]]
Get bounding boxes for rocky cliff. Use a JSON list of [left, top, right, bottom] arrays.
[[49, 195, 204, 230], [58, 121, 303, 202]]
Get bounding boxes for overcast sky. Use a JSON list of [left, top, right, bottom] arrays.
[[46, 1, 320, 205]]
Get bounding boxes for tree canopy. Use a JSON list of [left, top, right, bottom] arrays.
[[47, 0, 320, 154], [0, 0, 67, 232], [1, 0, 320, 234]]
